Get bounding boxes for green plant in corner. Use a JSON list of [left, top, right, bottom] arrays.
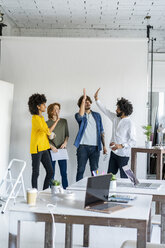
[[51, 179, 60, 186], [142, 125, 152, 141]]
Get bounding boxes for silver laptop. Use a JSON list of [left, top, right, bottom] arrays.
[[84, 174, 131, 213], [118, 165, 161, 189]]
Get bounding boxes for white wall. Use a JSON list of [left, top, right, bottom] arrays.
[[0, 37, 148, 189], [0, 80, 14, 182]]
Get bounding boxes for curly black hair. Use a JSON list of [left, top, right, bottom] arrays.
[[77, 95, 92, 108], [117, 97, 133, 116], [28, 93, 47, 115]]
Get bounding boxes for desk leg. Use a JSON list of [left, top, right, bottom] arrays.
[[65, 224, 73, 248], [44, 222, 53, 248], [131, 150, 137, 176], [156, 153, 163, 214], [156, 153, 163, 180], [83, 225, 90, 247], [161, 203, 165, 244], [8, 215, 19, 248], [147, 210, 151, 242], [137, 224, 147, 248]]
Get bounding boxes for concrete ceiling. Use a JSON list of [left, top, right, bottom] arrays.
[[1, 0, 165, 52]]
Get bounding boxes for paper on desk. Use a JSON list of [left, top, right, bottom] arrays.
[[50, 149, 69, 161]]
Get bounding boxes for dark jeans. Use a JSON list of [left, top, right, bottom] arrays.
[[31, 150, 53, 190], [51, 160, 68, 189], [107, 151, 129, 178], [76, 145, 100, 182]]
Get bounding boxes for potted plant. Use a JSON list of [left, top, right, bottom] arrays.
[[51, 179, 61, 195], [142, 125, 152, 148], [110, 173, 116, 190]]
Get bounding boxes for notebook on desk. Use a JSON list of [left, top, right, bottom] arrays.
[[84, 174, 131, 214], [121, 165, 161, 189]]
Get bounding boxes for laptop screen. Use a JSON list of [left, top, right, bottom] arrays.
[[84, 174, 112, 208], [122, 165, 139, 185]]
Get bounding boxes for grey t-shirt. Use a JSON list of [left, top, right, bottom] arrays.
[[46, 118, 69, 149], [80, 113, 97, 146]]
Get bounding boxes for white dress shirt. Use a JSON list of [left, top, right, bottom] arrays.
[[96, 99, 136, 157]]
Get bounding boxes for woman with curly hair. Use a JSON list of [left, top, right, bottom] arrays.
[[28, 93, 59, 190]]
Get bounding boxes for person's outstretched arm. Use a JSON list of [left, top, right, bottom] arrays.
[[94, 88, 115, 121], [79, 88, 86, 116], [49, 118, 60, 133]]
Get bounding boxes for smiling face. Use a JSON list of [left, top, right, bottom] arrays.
[[52, 104, 60, 117], [85, 99, 91, 111]]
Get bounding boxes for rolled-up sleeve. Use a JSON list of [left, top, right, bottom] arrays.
[[75, 113, 85, 123]]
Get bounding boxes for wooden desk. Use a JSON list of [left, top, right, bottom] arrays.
[[8, 191, 152, 248], [131, 147, 165, 180], [68, 177, 165, 244]]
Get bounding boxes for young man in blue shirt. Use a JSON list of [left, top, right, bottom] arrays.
[[74, 89, 107, 181]]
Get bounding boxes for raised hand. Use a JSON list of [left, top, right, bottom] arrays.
[[94, 88, 100, 101], [83, 88, 86, 100]]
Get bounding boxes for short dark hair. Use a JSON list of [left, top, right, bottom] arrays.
[[28, 93, 47, 115], [47, 102, 61, 119], [77, 95, 92, 108], [117, 97, 133, 116]]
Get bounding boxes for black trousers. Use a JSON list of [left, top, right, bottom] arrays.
[[107, 151, 129, 178], [31, 150, 53, 190]]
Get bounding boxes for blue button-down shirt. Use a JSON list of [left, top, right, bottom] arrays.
[[74, 111, 104, 151]]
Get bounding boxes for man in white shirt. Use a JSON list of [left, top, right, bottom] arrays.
[[94, 88, 136, 178]]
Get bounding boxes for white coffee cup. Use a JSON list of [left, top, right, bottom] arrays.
[[49, 132, 56, 140], [27, 188, 38, 206]]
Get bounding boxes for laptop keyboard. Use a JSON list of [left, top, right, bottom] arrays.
[[117, 182, 133, 187], [117, 182, 160, 189], [136, 183, 152, 188]]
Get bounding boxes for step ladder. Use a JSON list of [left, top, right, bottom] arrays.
[[0, 159, 26, 213]]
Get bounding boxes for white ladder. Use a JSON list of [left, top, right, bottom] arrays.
[[0, 159, 26, 213]]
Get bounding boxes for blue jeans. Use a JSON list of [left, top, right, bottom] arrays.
[[108, 151, 129, 178], [51, 159, 68, 189], [76, 145, 100, 181]]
